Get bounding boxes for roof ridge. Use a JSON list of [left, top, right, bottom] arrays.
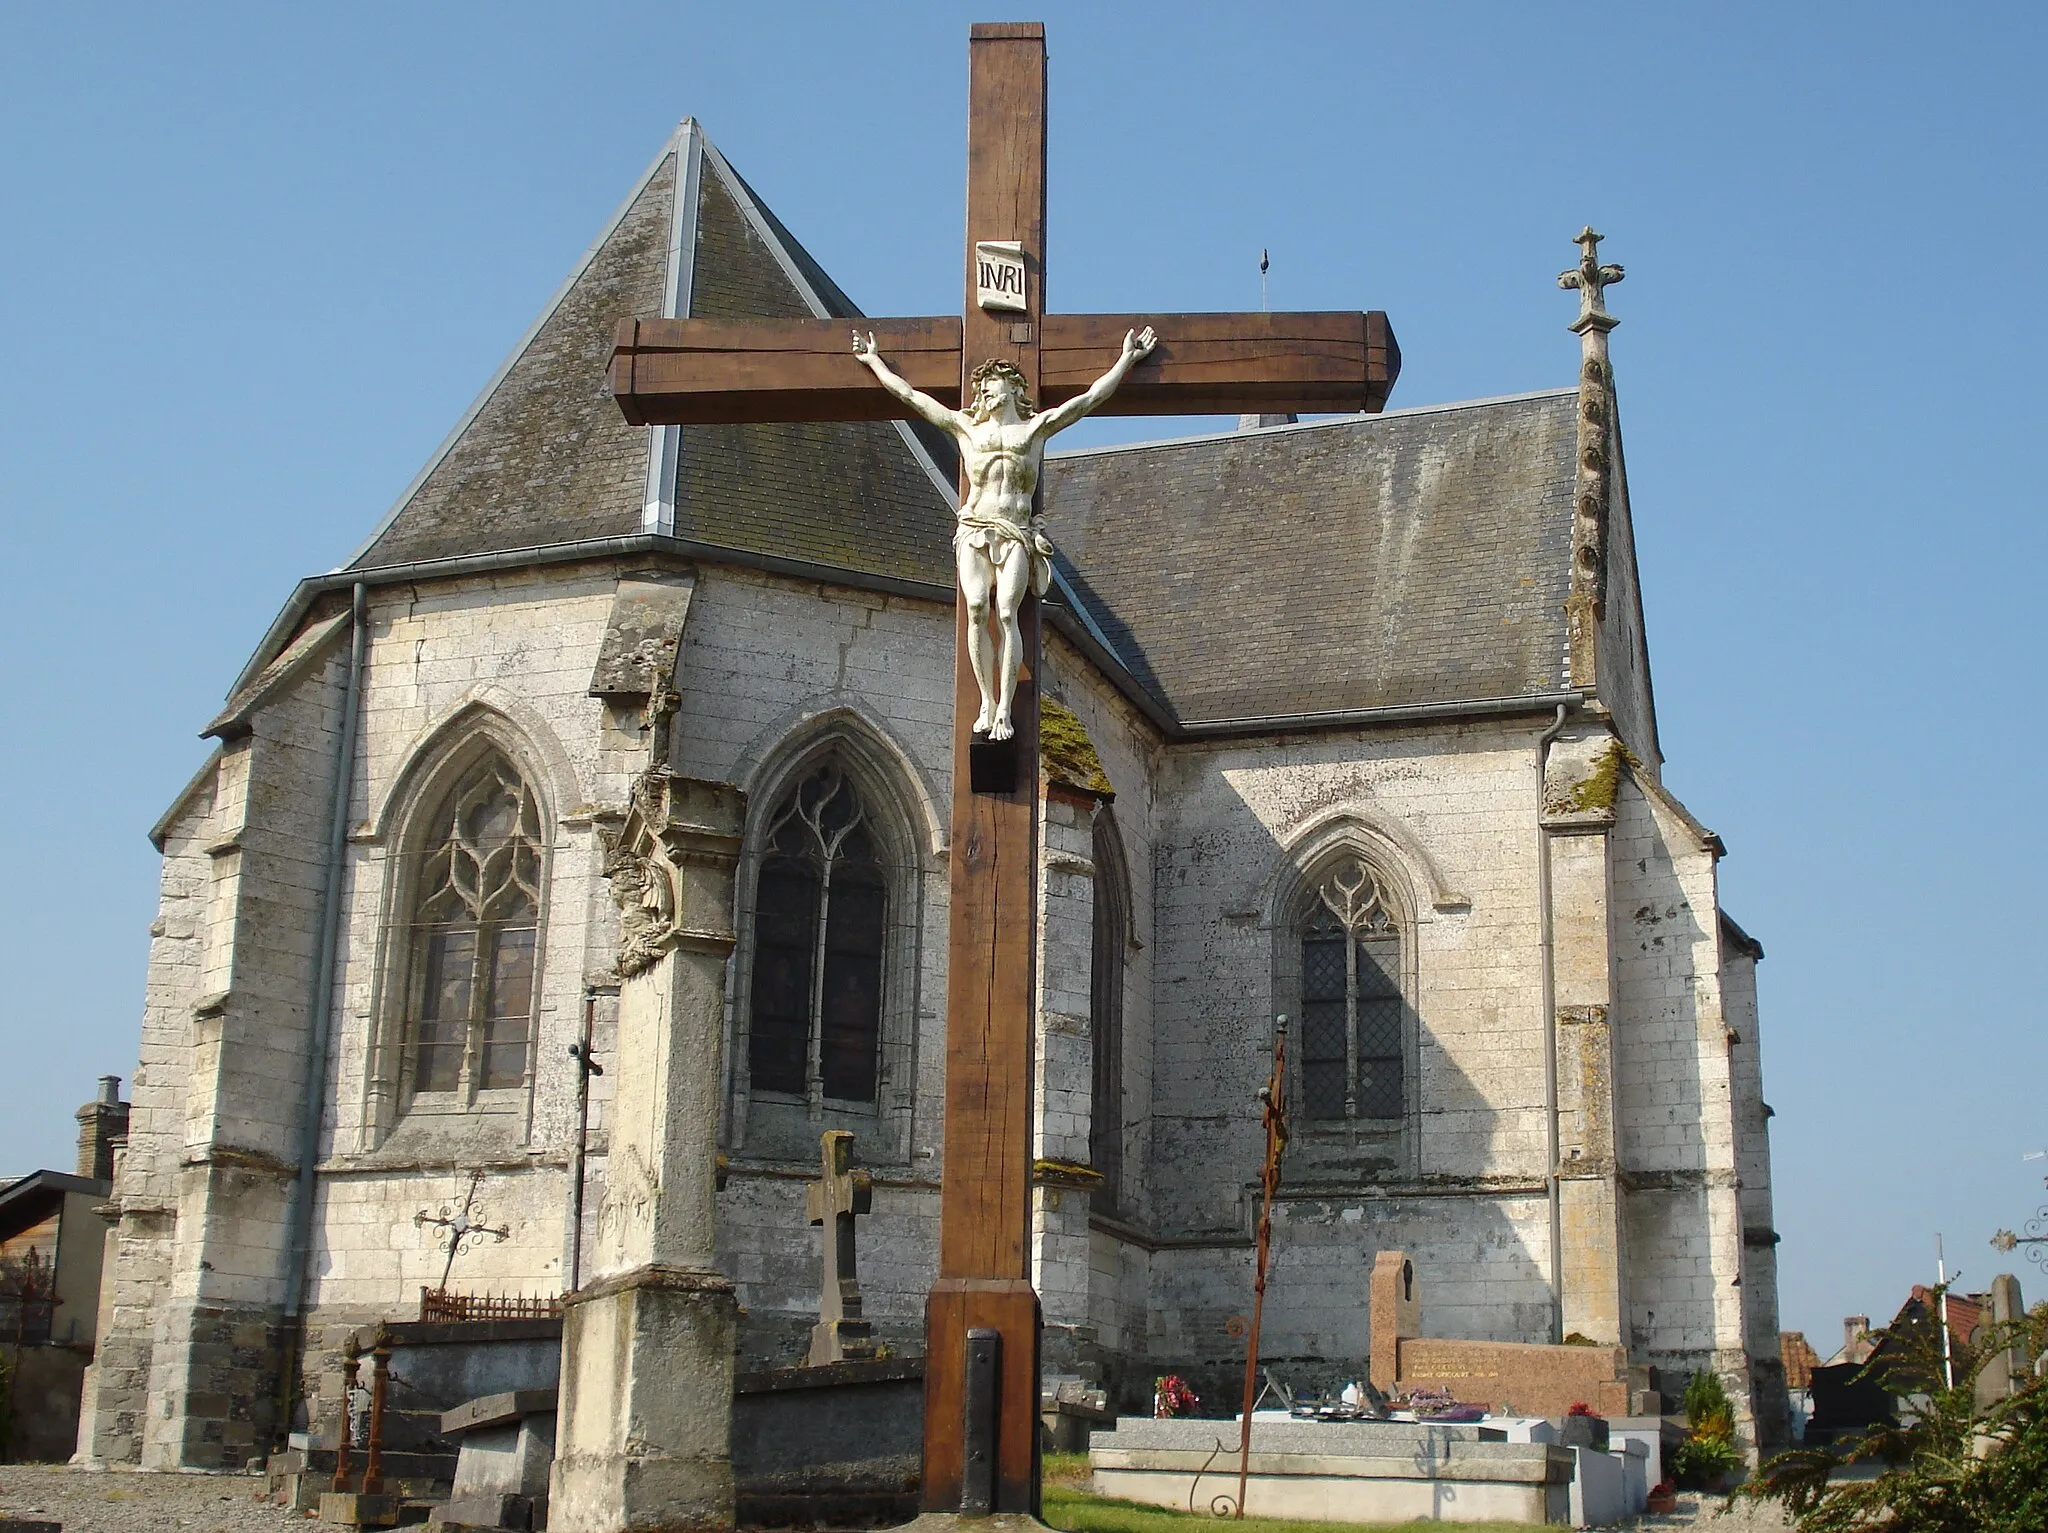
[[1047, 386, 1579, 461], [333, 120, 695, 579], [697, 140, 962, 511]]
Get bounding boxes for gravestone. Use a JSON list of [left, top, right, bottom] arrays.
[[805, 1130, 876, 1367], [1367, 1249, 1649, 1417]]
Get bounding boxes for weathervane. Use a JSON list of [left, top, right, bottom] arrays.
[[414, 1169, 510, 1290]]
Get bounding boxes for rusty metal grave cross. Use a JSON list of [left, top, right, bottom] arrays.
[[413, 1169, 510, 1292], [607, 21, 1400, 1515], [804, 1129, 876, 1367]]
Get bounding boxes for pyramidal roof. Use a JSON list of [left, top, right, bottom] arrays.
[[346, 121, 958, 588]]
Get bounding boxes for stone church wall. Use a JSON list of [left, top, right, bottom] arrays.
[[289, 570, 623, 1424], [1139, 719, 1565, 1392], [93, 547, 1779, 1454], [669, 565, 957, 1364], [80, 756, 220, 1462], [1042, 636, 1164, 1387], [122, 641, 350, 1467], [1609, 775, 1757, 1430], [1721, 942, 1789, 1444]]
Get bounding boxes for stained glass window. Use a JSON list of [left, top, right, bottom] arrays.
[[405, 753, 543, 1095], [747, 764, 887, 1107], [1298, 859, 1405, 1123]]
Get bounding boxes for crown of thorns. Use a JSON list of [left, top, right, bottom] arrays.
[[968, 358, 1033, 418]]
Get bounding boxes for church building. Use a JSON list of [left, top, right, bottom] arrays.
[[78, 116, 1786, 1468]]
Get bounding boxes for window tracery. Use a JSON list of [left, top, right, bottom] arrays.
[[403, 753, 544, 1097], [747, 762, 887, 1110], [1298, 858, 1404, 1123]]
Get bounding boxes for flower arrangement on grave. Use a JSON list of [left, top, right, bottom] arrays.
[[1398, 1384, 1484, 1421], [1153, 1374, 1200, 1418], [1567, 1401, 1596, 1417]]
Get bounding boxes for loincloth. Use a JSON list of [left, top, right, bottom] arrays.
[[955, 514, 1054, 597]]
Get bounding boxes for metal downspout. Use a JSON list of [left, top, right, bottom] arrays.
[[1536, 702, 1569, 1344], [276, 580, 368, 1442]]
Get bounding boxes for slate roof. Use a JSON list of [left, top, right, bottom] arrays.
[[1040, 394, 1580, 724], [330, 118, 1587, 733], [346, 123, 957, 583]]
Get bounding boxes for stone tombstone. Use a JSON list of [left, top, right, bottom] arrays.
[[803, 1130, 875, 1367], [432, 1389, 558, 1532], [1368, 1250, 1420, 1393]]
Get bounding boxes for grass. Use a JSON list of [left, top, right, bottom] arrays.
[[1040, 1476, 1542, 1533]]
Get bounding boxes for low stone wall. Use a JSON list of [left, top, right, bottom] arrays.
[[1090, 1417, 1573, 1527]]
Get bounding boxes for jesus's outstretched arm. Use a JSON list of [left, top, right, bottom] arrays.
[[1033, 325, 1157, 437], [851, 332, 963, 435]]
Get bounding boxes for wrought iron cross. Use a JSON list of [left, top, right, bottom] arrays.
[[414, 1169, 511, 1291]]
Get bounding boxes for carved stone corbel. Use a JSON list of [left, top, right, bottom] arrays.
[[598, 768, 746, 977]]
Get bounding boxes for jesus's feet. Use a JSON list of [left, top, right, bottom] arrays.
[[972, 700, 996, 735], [986, 711, 1014, 742]]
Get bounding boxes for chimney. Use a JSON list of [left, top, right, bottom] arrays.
[[1843, 1315, 1869, 1355], [1236, 411, 1297, 431], [75, 1075, 130, 1182]]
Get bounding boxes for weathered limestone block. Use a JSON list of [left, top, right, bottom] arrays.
[[550, 770, 744, 1533], [1543, 726, 1626, 1348]]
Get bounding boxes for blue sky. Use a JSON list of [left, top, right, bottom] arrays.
[[4, 3, 2043, 1350]]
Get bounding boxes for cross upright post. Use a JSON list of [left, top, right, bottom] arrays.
[[920, 29, 1049, 1513], [601, 20, 1403, 1521]]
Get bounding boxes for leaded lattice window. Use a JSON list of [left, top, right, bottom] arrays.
[[1299, 859, 1403, 1123], [404, 753, 543, 1095], [748, 763, 887, 1108]]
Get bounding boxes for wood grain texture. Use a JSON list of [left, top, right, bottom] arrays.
[[921, 26, 1048, 1518], [608, 309, 1401, 423]]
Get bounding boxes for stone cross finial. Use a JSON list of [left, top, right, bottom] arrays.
[[804, 1129, 876, 1366], [1559, 226, 1624, 334]]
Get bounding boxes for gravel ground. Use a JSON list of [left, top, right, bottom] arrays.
[[0, 1465, 306, 1532], [1626, 1491, 1795, 1529]]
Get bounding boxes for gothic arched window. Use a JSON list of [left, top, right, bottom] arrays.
[[747, 763, 887, 1108], [403, 752, 544, 1097], [1299, 859, 1404, 1123], [1089, 809, 1129, 1209]]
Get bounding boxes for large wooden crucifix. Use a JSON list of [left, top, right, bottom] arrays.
[[608, 22, 1398, 1517]]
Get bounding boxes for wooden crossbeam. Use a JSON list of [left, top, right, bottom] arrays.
[[610, 310, 1400, 425]]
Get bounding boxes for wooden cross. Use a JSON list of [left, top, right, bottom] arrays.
[[803, 1129, 876, 1367], [607, 22, 1400, 1514]]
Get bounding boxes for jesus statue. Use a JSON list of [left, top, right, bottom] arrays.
[[853, 325, 1158, 741]]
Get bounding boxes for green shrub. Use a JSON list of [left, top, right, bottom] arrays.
[[1672, 1431, 1742, 1486], [1742, 1297, 2048, 1531]]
